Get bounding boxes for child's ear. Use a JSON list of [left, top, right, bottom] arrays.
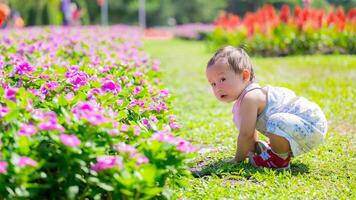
[[242, 69, 251, 81]]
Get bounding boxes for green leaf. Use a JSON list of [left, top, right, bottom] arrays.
[[67, 185, 79, 200], [17, 136, 30, 154], [117, 110, 128, 120], [58, 94, 68, 106], [97, 182, 114, 191], [143, 187, 162, 196], [3, 108, 20, 123]]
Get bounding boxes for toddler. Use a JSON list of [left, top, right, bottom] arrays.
[[206, 46, 327, 169]]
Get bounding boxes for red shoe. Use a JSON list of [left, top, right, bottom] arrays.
[[249, 149, 291, 170], [255, 140, 271, 155]]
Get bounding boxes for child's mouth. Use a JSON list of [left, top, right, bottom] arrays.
[[220, 95, 227, 98]]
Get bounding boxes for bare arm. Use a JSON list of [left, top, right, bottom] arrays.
[[234, 94, 259, 162]]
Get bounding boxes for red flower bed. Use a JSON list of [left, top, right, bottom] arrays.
[[214, 5, 356, 36], [208, 5, 356, 56]]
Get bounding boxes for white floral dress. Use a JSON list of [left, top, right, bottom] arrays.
[[232, 83, 328, 157]]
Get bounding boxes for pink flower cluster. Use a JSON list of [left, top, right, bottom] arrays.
[[16, 61, 35, 76], [91, 156, 123, 171], [0, 156, 37, 174], [101, 78, 121, 95], [59, 134, 81, 147], [0, 26, 193, 192], [37, 111, 65, 132], [0, 161, 7, 174], [65, 66, 89, 90], [4, 88, 17, 101], [114, 142, 149, 165], [169, 114, 181, 130], [72, 102, 110, 126], [17, 156, 38, 167], [0, 105, 10, 117], [151, 130, 195, 153], [18, 124, 37, 136]]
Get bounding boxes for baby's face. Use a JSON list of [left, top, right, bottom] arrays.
[[206, 60, 247, 103]]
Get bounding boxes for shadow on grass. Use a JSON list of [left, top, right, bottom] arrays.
[[189, 158, 309, 178]]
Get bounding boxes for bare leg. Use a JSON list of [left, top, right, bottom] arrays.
[[268, 133, 290, 154]]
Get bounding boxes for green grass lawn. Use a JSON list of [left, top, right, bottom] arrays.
[[143, 39, 356, 199]]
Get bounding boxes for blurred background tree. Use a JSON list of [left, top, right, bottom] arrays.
[[3, 0, 356, 26]]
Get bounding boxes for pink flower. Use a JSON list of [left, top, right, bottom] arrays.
[[134, 70, 144, 77], [91, 156, 123, 171], [150, 116, 158, 123], [133, 125, 140, 135], [71, 102, 109, 126], [25, 99, 34, 112], [65, 70, 89, 87], [59, 134, 81, 147], [38, 120, 65, 132], [28, 89, 41, 96], [151, 131, 195, 153], [0, 56, 4, 69], [85, 113, 107, 125], [121, 124, 129, 132], [16, 62, 35, 75], [17, 156, 38, 167], [65, 92, 74, 101], [41, 111, 58, 120], [101, 80, 121, 95], [91, 56, 101, 65], [0, 161, 8, 174], [152, 60, 160, 71], [133, 86, 142, 96], [154, 102, 168, 113], [65, 66, 79, 75], [4, 88, 17, 101], [136, 155, 149, 165], [75, 102, 95, 112], [170, 122, 181, 130], [0, 106, 10, 117], [129, 99, 145, 109], [114, 143, 138, 157], [117, 99, 124, 105], [40, 85, 49, 95], [151, 130, 176, 143], [87, 88, 102, 99], [18, 124, 37, 136], [120, 76, 129, 83], [168, 115, 177, 122], [142, 118, 149, 126], [46, 81, 60, 90], [176, 139, 196, 153], [160, 89, 169, 97]]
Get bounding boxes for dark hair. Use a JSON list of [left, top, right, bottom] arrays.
[[207, 46, 255, 81]]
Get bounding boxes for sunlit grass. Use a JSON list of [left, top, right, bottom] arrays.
[[144, 39, 355, 199]]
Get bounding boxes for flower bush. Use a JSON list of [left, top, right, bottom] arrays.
[[208, 5, 356, 56], [0, 25, 194, 199], [173, 23, 214, 40]]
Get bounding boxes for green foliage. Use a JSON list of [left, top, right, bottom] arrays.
[[206, 25, 356, 56], [8, 0, 63, 25], [6, 0, 226, 26], [85, 0, 226, 26], [171, 0, 226, 24]]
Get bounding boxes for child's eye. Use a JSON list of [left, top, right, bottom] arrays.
[[220, 78, 226, 83], [211, 83, 216, 87]]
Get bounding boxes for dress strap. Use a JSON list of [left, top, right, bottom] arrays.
[[237, 83, 263, 103]]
